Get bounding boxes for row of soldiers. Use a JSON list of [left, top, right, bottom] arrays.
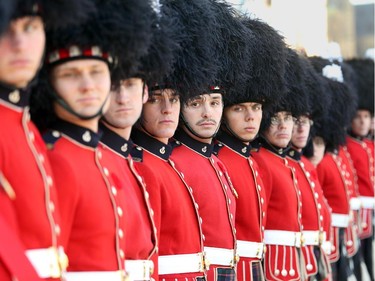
[[0, 0, 373, 281]]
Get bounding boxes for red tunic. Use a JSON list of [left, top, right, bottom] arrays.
[[0, 85, 63, 280], [338, 146, 361, 257], [287, 149, 332, 278], [44, 120, 127, 272], [346, 135, 375, 238], [131, 129, 206, 281], [170, 129, 237, 281], [252, 141, 303, 281], [316, 151, 351, 262], [100, 124, 158, 280], [214, 132, 267, 281], [0, 187, 41, 281]]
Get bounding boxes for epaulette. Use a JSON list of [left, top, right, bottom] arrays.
[[43, 130, 62, 150], [130, 145, 144, 163]]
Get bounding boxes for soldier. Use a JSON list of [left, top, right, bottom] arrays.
[[286, 54, 333, 281], [345, 58, 375, 281], [167, 1, 244, 280], [30, 1, 154, 279], [214, 16, 287, 281], [130, 1, 215, 279], [100, 77, 157, 281], [98, 3, 182, 279], [131, 84, 208, 281], [251, 48, 306, 281], [0, 0, 93, 280], [170, 86, 238, 281], [309, 56, 358, 281]]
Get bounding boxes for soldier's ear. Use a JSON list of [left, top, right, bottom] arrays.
[[142, 84, 149, 104]]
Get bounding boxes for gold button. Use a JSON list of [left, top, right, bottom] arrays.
[[117, 207, 123, 217], [49, 202, 55, 212], [47, 176, 53, 186], [118, 229, 124, 238], [29, 132, 35, 141], [119, 250, 125, 259], [103, 167, 109, 176], [111, 186, 117, 196], [55, 225, 61, 235]]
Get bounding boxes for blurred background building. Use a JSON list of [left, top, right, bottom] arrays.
[[228, 0, 374, 59]]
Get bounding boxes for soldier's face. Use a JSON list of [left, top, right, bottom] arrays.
[[309, 136, 325, 167], [141, 89, 180, 144], [0, 16, 45, 88], [182, 93, 223, 143], [291, 115, 312, 150], [223, 102, 262, 142], [263, 111, 294, 148], [50, 59, 111, 122], [351, 109, 371, 137], [103, 78, 148, 137]]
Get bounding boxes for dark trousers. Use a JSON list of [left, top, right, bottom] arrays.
[[352, 244, 362, 281], [331, 228, 356, 281], [361, 233, 374, 281]]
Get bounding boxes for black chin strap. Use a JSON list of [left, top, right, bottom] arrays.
[[50, 89, 110, 120], [179, 113, 219, 140], [222, 119, 254, 143]]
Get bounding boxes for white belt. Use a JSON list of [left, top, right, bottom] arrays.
[[303, 231, 326, 246], [331, 213, 350, 227], [125, 260, 154, 280], [264, 230, 302, 247], [204, 247, 237, 267], [350, 197, 362, 210], [321, 241, 332, 255], [26, 246, 68, 278], [236, 240, 264, 259], [360, 196, 375, 209], [158, 253, 205, 275], [64, 271, 126, 281]]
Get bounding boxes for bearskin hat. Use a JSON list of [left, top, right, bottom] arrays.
[[222, 16, 288, 111], [206, 0, 254, 97], [133, 0, 183, 86], [162, 0, 223, 101], [308, 56, 356, 151], [11, 0, 96, 30], [345, 58, 374, 115], [259, 47, 307, 133], [0, 0, 13, 34], [44, 0, 154, 81], [30, 0, 155, 131], [299, 55, 331, 138]]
